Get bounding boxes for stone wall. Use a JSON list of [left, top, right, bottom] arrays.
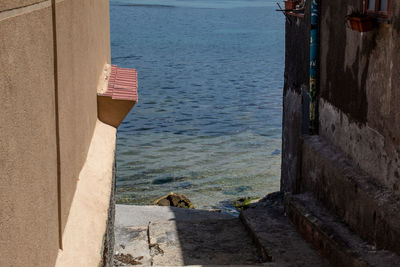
[[318, 0, 400, 196], [101, 160, 117, 267], [282, 0, 400, 197], [281, 0, 311, 193]]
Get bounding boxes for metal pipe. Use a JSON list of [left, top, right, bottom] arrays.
[[309, 0, 320, 134]]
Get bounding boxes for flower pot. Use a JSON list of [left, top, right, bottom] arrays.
[[284, 1, 298, 10], [347, 16, 374, 32]]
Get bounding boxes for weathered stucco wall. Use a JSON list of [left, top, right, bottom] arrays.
[[319, 0, 400, 196], [56, 0, 111, 235], [281, 1, 311, 193], [0, 2, 59, 266], [283, 0, 400, 254], [0, 0, 112, 266], [0, 0, 47, 12], [283, 0, 400, 197]]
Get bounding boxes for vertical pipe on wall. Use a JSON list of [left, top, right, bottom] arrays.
[[309, 0, 320, 134]]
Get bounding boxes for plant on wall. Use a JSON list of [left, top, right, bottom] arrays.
[[284, 0, 299, 11], [346, 10, 375, 32]]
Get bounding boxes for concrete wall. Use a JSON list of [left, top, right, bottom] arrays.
[[56, 0, 111, 234], [281, 0, 311, 193], [55, 121, 117, 267], [0, 0, 46, 11], [282, 0, 400, 197], [318, 0, 400, 196], [0, 0, 111, 266], [282, 0, 400, 253], [0, 2, 59, 266]]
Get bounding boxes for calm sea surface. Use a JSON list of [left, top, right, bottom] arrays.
[[111, 0, 284, 214]]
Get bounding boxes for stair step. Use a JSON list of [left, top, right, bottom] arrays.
[[149, 218, 264, 266], [240, 192, 328, 266], [115, 205, 265, 266], [300, 135, 400, 254], [285, 193, 400, 266]]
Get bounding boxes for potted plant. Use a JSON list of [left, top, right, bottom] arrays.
[[284, 1, 298, 11], [346, 11, 375, 32]]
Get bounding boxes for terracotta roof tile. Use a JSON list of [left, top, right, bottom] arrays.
[[100, 65, 138, 102]]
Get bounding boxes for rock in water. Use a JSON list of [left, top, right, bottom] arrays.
[[156, 198, 170, 206], [153, 192, 194, 209]]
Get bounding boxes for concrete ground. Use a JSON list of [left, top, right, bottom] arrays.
[[113, 195, 327, 267], [114, 205, 265, 266]]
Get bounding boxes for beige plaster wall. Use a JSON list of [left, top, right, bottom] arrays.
[[56, 0, 111, 234], [55, 120, 116, 267], [0, 4, 59, 267], [0, 0, 47, 12], [0, 0, 112, 266]]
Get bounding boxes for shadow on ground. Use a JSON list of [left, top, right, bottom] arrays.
[[113, 204, 266, 266]]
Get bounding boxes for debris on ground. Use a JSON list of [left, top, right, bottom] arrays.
[[114, 253, 143, 265]]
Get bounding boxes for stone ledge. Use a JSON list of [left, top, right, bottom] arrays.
[[300, 135, 400, 254], [285, 192, 400, 266], [239, 192, 327, 266], [115, 204, 234, 228]]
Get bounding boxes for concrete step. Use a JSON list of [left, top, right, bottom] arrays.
[[240, 192, 328, 266], [114, 226, 151, 266], [114, 205, 267, 266], [285, 193, 400, 266], [300, 135, 400, 254], [149, 218, 264, 266]]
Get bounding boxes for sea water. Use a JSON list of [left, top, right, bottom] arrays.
[[111, 0, 284, 214]]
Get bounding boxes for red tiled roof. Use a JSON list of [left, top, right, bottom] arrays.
[[101, 65, 138, 101]]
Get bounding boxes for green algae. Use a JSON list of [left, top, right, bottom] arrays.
[[232, 196, 260, 210]]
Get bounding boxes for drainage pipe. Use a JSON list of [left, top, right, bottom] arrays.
[[309, 0, 320, 134]]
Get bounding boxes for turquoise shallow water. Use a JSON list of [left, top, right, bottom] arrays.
[[111, 0, 284, 214]]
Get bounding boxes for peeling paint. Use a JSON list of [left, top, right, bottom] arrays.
[[319, 99, 400, 196]]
